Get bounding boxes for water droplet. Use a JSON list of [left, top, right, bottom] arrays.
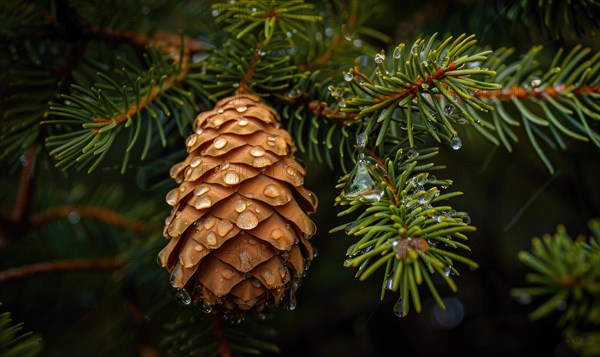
[[236, 211, 259, 230], [216, 107, 224, 114], [374, 53, 384, 64], [223, 171, 240, 185], [393, 47, 402, 59], [341, 159, 385, 202], [190, 157, 202, 168], [250, 146, 265, 157], [194, 185, 209, 196], [450, 135, 462, 150], [195, 127, 204, 135], [211, 9, 220, 17], [169, 163, 182, 179], [393, 297, 406, 317], [407, 148, 419, 159], [344, 71, 353, 81], [530, 77, 542, 88], [263, 184, 280, 198], [556, 300, 567, 311], [68, 211, 80, 224], [443, 104, 455, 115], [206, 232, 217, 245], [457, 118, 468, 124], [344, 32, 354, 41], [234, 200, 247, 213], [462, 215, 471, 224], [427, 239, 437, 247], [195, 196, 212, 209], [235, 105, 247, 112], [221, 269, 235, 280], [385, 277, 393, 290], [356, 132, 367, 148], [186, 134, 197, 147], [166, 189, 179, 206], [194, 244, 204, 252], [237, 117, 248, 126], [517, 294, 532, 305], [176, 289, 191, 305], [444, 265, 452, 276], [286, 288, 297, 310], [201, 301, 213, 313], [261, 270, 275, 286], [338, 99, 346, 108], [344, 223, 356, 235], [213, 136, 227, 149]]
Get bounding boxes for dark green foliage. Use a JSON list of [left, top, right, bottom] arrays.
[[0, 304, 43, 357], [512, 220, 600, 356]]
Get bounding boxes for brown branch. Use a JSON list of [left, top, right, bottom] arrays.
[[12, 145, 39, 223], [0, 257, 124, 283], [237, 42, 264, 95], [210, 314, 232, 357], [30, 204, 150, 233], [475, 85, 600, 100]]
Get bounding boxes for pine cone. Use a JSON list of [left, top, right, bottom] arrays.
[[158, 95, 317, 314]]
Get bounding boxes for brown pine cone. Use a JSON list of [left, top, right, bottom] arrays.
[[158, 94, 317, 314]]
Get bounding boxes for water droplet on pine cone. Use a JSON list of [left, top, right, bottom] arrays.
[[176, 289, 191, 305], [236, 211, 259, 230], [223, 171, 240, 185], [213, 136, 227, 149]]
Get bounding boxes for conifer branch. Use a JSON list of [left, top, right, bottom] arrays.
[[30, 205, 151, 233], [0, 257, 124, 283], [11, 146, 38, 223], [210, 314, 233, 357]]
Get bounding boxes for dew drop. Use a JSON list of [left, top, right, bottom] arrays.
[[356, 132, 367, 148], [234, 200, 247, 213], [385, 277, 393, 290], [235, 105, 248, 112], [186, 134, 197, 147], [450, 135, 462, 150], [190, 157, 202, 168], [169, 163, 182, 179], [206, 232, 218, 246], [270, 228, 283, 240], [195, 196, 212, 209], [344, 71, 353, 81], [216, 107, 224, 114], [237, 117, 248, 126], [166, 189, 179, 206], [223, 171, 240, 185], [194, 244, 204, 252], [263, 184, 280, 198], [201, 302, 213, 314], [195, 127, 204, 135], [250, 146, 266, 157], [176, 289, 191, 305], [407, 147, 419, 159], [344, 223, 356, 235], [443, 104, 455, 115], [393, 47, 402, 59], [194, 185, 209, 196], [213, 136, 227, 149], [236, 211, 259, 230], [457, 118, 468, 124], [462, 215, 471, 224], [338, 99, 346, 108], [221, 269, 235, 280], [393, 297, 406, 317], [444, 265, 452, 276], [374, 53, 384, 63]]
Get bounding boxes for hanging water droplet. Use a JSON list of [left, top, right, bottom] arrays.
[[341, 159, 385, 202], [235, 104, 247, 112], [338, 99, 346, 108], [344, 223, 356, 235], [236, 211, 259, 230], [166, 189, 179, 206], [517, 294, 532, 305], [450, 135, 462, 150], [286, 289, 297, 310], [356, 132, 368, 148], [443, 104, 455, 115], [457, 118, 468, 125], [385, 277, 393, 290], [393, 297, 406, 317], [201, 301, 213, 314], [344, 71, 354, 81], [462, 215, 471, 224], [444, 265, 452, 276], [213, 136, 227, 149], [407, 148, 419, 159], [223, 171, 240, 185], [374, 53, 384, 63], [176, 289, 191, 305], [393, 47, 402, 59]]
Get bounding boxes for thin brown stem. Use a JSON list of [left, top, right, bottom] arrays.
[[12, 145, 39, 223], [0, 257, 124, 283], [475, 85, 600, 100], [30, 204, 150, 233], [210, 314, 232, 357], [237, 42, 264, 95]]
